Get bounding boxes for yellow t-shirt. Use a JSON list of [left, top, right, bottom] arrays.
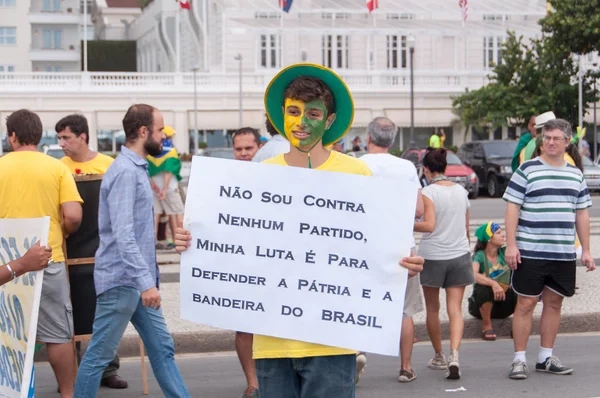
[[61, 153, 114, 175], [255, 150, 372, 359], [0, 151, 83, 262]]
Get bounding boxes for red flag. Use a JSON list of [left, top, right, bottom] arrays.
[[178, 0, 190, 10], [458, 0, 468, 25], [366, 0, 378, 13]]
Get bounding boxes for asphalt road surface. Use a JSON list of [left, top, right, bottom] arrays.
[[34, 333, 600, 398]]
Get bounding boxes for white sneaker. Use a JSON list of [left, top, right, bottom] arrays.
[[356, 353, 367, 384], [445, 351, 460, 380]]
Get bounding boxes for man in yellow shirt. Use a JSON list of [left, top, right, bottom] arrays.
[[176, 64, 425, 397], [0, 109, 83, 398], [56, 114, 128, 389], [57, 114, 114, 175]]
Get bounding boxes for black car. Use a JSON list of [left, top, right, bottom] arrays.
[[457, 140, 517, 197]]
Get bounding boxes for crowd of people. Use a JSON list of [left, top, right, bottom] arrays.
[[0, 62, 595, 398]]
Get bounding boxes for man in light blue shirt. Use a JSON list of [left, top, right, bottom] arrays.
[[74, 104, 191, 398]]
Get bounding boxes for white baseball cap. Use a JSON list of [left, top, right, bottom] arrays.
[[534, 111, 556, 129]]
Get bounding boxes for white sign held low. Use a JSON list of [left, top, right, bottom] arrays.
[[0, 217, 49, 398], [180, 157, 417, 356]]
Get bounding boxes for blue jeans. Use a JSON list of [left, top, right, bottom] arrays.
[[256, 354, 356, 398], [74, 286, 190, 398]]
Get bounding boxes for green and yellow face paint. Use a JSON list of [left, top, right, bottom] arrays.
[[283, 98, 335, 167]]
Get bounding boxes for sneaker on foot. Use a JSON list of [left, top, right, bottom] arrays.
[[509, 360, 528, 379], [356, 353, 367, 384], [242, 386, 259, 397], [445, 353, 460, 380], [398, 369, 417, 383], [428, 352, 447, 370], [535, 356, 573, 375]]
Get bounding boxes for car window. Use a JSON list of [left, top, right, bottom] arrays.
[[483, 141, 517, 159], [405, 152, 420, 165], [446, 152, 463, 165], [458, 144, 471, 158], [474, 144, 485, 158]]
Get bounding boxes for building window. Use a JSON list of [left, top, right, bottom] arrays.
[[386, 13, 415, 20], [0, 0, 16, 7], [42, 0, 61, 12], [321, 35, 349, 69], [43, 29, 63, 49], [0, 27, 16, 45], [98, 130, 126, 154], [386, 35, 409, 69], [483, 14, 509, 21], [254, 12, 280, 19], [43, 66, 62, 72], [259, 34, 281, 69], [483, 36, 504, 69], [0, 65, 15, 72]]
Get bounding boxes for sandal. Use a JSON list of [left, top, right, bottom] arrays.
[[482, 329, 496, 341]]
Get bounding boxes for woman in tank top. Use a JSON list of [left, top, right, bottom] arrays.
[[414, 148, 474, 380]]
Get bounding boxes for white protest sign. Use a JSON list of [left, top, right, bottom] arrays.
[[0, 217, 49, 398], [180, 157, 416, 356]]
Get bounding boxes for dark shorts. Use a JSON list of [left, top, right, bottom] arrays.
[[511, 257, 576, 298], [420, 253, 475, 289], [468, 284, 517, 319]]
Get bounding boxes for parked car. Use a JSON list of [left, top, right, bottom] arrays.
[[401, 148, 479, 198], [43, 144, 64, 160], [457, 140, 517, 197], [583, 156, 600, 193]]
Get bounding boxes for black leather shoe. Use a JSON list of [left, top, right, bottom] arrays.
[[101, 375, 129, 389]]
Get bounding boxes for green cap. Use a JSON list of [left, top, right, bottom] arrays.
[[264, 63, 355, 146]]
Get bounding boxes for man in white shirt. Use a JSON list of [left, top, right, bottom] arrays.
[[252, 116, 290, 163], [358, 116, 425, 383]]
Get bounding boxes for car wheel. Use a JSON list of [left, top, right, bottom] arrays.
[[487, 175, 500, 197]]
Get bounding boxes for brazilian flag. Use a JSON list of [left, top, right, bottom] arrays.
[[147, 138, 182, 181]]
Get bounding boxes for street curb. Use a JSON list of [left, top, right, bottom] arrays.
[[33, 312, 600, 361]]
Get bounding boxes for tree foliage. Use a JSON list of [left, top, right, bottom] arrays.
[[541, 0, 600, 55], [452, 31, 596, 131]]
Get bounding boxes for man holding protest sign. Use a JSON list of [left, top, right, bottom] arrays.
[[176, 64, 424, 397], [74, 104, 190, 397], [0, 109, 83, 398]]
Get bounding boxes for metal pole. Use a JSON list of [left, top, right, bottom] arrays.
[[83, 0, 88, 72], [238, 54, 243, 127], [409, 47, 415, 148], [193, 68, 199, 155], [595, 80, 598, 161], [578, 56, 583, 130]]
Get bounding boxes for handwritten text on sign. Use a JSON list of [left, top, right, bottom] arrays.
[[0, 218, 49, 398], [180, 157, 417, 356]]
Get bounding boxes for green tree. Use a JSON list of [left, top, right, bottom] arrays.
[[541, 0, 600, 55], [452, 31, 595, 133]]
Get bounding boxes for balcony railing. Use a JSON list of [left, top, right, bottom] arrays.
[[0, 71, 490, 94]]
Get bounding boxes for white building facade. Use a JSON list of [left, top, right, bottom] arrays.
[[1, 0, 555, 155]]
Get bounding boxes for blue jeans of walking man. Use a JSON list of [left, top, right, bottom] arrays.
[[74, 286, 190, 397]]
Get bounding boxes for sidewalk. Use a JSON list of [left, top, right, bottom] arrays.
[[35, 217, 600, 360]]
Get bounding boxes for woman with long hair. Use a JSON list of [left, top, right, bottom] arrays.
[[467, 222, 518, 341], [415, 148, 474, 380]]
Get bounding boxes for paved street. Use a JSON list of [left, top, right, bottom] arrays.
[[34, 334, 600, 397]]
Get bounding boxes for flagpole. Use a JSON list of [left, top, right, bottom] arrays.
[[176, 7, 181, 73], [83, 0, 88, 72]]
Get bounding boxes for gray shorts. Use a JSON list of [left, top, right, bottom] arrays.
[[403, 275, 424, 318], [154, 189, 185, 215], [37, 262, 74, 344], [420, 253, 475, 289]]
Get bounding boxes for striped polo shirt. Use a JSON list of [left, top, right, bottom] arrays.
[[503, 157, 592, 261]]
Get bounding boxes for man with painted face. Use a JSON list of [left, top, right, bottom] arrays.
[[175, 64, 425, 397]]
